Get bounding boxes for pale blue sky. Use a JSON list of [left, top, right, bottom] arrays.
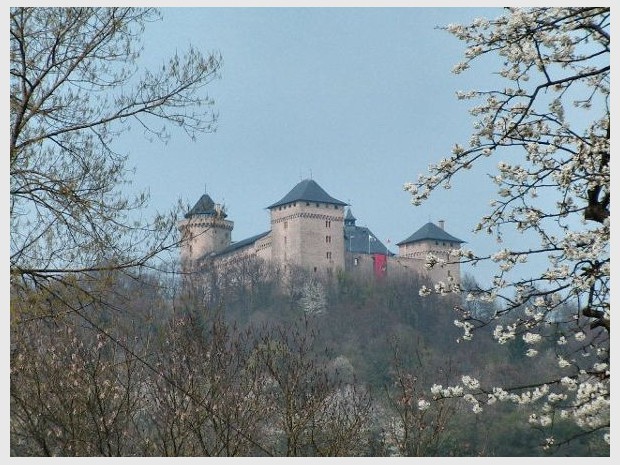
[[120, 7, 522, 282]]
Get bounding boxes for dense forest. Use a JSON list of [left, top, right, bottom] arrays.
[[10, 258, 608, 456]]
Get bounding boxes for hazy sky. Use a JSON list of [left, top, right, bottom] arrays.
[[121, 6, 517, 282]]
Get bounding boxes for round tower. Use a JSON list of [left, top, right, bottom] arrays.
[[178, 193, 233, 269]]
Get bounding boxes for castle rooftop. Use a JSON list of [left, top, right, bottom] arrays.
[[268, 179, 347, 209], [344, 207, 390, 255], [397, 222, 464, 246], [344, 207, 357, 225], [185, 193, 227, 218], [215, 231, 270, 258], [345, 225, 391, 255]]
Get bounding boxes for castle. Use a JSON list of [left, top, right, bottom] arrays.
[[178, 179, 464, 284]]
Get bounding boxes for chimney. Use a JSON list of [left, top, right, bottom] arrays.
[[438, 220, 445, 230]]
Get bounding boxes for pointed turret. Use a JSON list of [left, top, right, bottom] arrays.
[[184, 193, 227, 219], [344, 207, 357, 227], [178, 191, 234, 269]]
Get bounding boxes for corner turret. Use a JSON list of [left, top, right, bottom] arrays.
[[178, 193, 234, 269]]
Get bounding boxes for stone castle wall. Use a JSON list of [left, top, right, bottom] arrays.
[[178, 216, 233, 267], [178, 183, 461, 285], [398, 241, 460, 284], [270, 201, 345, 274]]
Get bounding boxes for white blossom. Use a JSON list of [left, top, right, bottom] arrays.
[[574, 332, 586, 341], [560, 377, 578, 391], [430, 384, 443, 396], [522, 332, 542, 344], [547, 392, 567, 403], [417, 399, 431, 411], [403, 6, 610, 449], [461, 375, 480, 390], [418, 285, 432, 297], [557, 356, 571, 368], [593, 363, 608, 373]]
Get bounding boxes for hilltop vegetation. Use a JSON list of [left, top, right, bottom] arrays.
[[10, 260, 607, 456]]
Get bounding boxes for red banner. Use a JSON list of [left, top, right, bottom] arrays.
[[373, 253, 387, 279]]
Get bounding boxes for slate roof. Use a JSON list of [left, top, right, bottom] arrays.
[[185, 193, 227, 219], [344, 208, 357, 225], [268, 179, 347, 209], [345, 224, 391, 255], [396, 222, 464, 246], [212, 231, 271, 258]]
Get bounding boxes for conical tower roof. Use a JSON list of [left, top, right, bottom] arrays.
[[268, 179, 347, 209], [344, 207, 357, 225], [185, 193, 226, 218]]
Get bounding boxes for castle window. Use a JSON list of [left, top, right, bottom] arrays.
[[326, 251, 332, 259], [284, 221, 288, 229], [354, 257, 359, 266], [326, 235, 331, 243], [326, 220, 331, 228], [313, 267, 317, 273]]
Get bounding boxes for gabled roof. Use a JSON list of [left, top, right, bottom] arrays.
[[185, 193, 226, 219], [268, 179, 347, 209], [397, 222, 464, 246]]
